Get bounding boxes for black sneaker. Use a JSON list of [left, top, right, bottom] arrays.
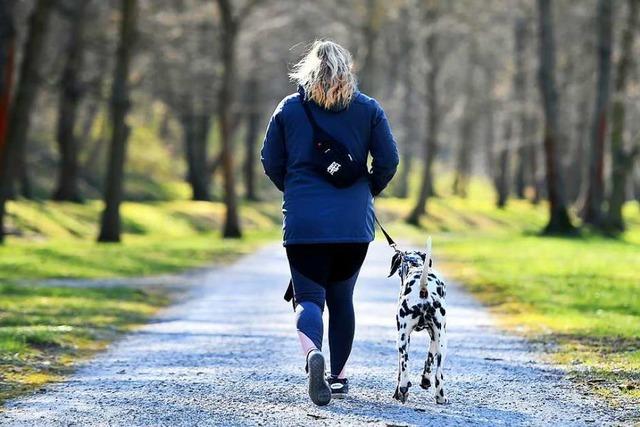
[[306, 350, 331, 406], [327, 376, 349, 399]]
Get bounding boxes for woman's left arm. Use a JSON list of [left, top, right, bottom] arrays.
[[261, 109, 287, 192]]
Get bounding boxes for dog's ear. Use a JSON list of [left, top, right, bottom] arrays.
[[388, 252, 402, 277]]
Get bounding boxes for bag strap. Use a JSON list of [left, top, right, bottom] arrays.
[[374, 213, 397, 250], [299, 89, 341, 144], [301, 99, 323, 136]]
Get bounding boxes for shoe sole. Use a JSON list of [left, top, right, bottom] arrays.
[[331, 393, 347, 399], [307, 352, 331, 406]]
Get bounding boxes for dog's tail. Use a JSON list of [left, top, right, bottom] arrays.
[[419, 236, 432, 294]]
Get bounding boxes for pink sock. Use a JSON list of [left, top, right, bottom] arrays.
[[297, 331, 317, 357], [337, 366, 347, 379]]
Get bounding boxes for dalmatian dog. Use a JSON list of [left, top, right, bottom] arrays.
[[388, 238, 448, 404]]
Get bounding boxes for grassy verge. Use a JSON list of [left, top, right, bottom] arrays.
[[377, 177, 640, 407], [0, 198, 282, 404], [0, 284, 169, 404]]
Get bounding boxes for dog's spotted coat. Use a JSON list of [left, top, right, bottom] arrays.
[[388, 239, 448, 404]]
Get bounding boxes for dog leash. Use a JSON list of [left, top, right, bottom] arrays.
[[373, 213, 400, 253]]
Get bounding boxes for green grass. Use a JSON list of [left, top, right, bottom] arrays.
[[0, 197, 282, 404], [1, 199, 281, 281], [0, 284, 169, 404], [377, 176, 640, 406], [3, 169, 639, 408]]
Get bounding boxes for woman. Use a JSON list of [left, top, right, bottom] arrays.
[[261, 40, 399, 406]]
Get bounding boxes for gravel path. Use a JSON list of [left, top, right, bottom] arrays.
[[1, 242, 632, 426]]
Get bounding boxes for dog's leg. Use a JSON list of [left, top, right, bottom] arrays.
[[433, 325, 448, 404], [420, 331, 435, 390], [393, 314, 412, 403]]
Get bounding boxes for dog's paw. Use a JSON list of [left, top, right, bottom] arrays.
[[435, 394, 449, 405], [393, 382, 411, 404], [420, 376, 431, 390]]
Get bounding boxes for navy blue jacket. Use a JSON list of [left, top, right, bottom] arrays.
[[261, 88, 399, 246]]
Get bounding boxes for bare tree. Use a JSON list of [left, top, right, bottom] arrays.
[[581, 0, 613, 228], [0, 0, 13, 149], [0, 0, 15, 243], [393, 2, 418, 199], [357, 0, 384, 97], [407, 1, 439, 225], [152, 7, 217, 202], [53, 1, 91, 202], [214, 0, 264, 238], [4, 0, 54, 200], [529, 113, 542, 204], [513, 16, 528, 199], [243, 74, 261, 201], [495, 117, 511, 208], [536, 0, 576, 234], [606, 0, 639, 231], [452, 45, 477, 198], [483, 71, 497, 193], [1, 0, 53, 242], [98, 0, 138, 242]]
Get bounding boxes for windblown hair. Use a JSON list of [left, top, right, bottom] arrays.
[[289, 40, 357, 110]]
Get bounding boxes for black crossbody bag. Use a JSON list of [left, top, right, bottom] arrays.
[[301, 99, 365, 188]]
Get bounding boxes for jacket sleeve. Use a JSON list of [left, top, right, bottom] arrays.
[[368, 104, 399, 196], [260, 107, 287, 192]]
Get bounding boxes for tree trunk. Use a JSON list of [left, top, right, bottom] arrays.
[[358, 0, 382, 96], [216, 0, 241, 238], [407, 5, 439, 225], [243, 77, 260, 201], [536, 0, 576, 234], [0, 0, 13, 151], [606, 0, 639, 231], [0, 0, 15, 243], [513, 17, 528, 199], [452, 48, 476, 198], [582, 0, 614, 228], [0, 0, 53, 240], [53, 2, 89, 202], [98, 0, 137, 243], [528, 114, 542, 204], [393, 4, 416, 199], [7, 0, 53, 199], [483, 84, 496, 187], [567, 99, 590, 202], [195, 113, 211, 198], [495, 119, 511, 208], [181, 112, 211, 201]]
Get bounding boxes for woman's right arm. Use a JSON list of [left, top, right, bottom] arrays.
[[260, 107, 287, 192]]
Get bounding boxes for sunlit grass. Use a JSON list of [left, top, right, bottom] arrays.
[[0, 284, 169, 404], [1, 199, 281, 281], [377, 176, 640, 404], [0, 198, 281, 404]]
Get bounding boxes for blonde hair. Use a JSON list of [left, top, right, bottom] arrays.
[[289, 40, 357, 110]]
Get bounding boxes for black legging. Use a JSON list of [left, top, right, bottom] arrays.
[[286, 243, 369, 376]]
